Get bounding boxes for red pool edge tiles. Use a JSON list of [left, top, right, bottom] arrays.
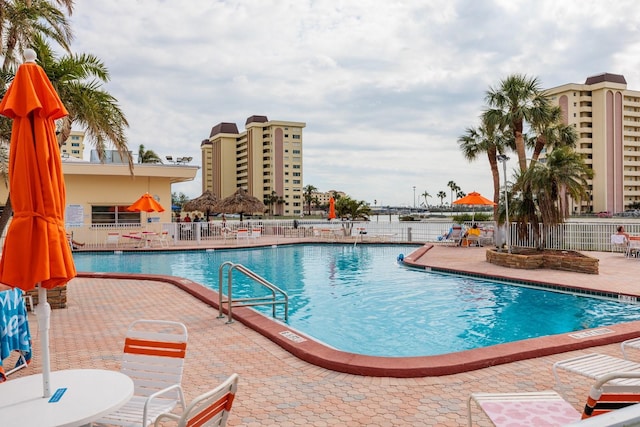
[[78, 247, 640, 378]]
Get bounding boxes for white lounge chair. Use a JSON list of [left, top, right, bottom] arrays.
[[153, 373, 239, 427], [468, 372, 640, 426], [553, 353, 640, 388], [95, 319, 188, 427]]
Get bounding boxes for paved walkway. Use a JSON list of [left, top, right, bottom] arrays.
[[9, 241, 640, 426]]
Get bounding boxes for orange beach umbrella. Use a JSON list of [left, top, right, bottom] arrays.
[[0, 49, 76, 397], [127, 193, 165, 213], [452, 191, 496, 222]]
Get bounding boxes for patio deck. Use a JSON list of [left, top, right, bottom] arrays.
[[9, 240, 640, 426]]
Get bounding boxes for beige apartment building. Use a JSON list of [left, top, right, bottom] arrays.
[[546, 73, 640, 214], [313, 190, 347, 206], [201, 115, 306, 216], [60, 130, 85, 159]]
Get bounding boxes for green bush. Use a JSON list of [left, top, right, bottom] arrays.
[[452, 212, 493, 223]]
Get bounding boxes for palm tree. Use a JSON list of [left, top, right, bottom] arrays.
[[458, 115, 510, 219], [137, 144, 163, 164], [446, 181, 459, 209], [303, 184, 317, 215], [436, 191, 447, 207], [32, 36, 131, 169], [421, 190, 431, 208], [484, 74, 554, 172], [0, 0, 73, 74], [511, 146, 592, 249], [0, 1, 75, 234], [263, 191, 284, 216]]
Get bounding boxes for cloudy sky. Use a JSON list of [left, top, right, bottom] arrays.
[[68, 0, 640, 207]]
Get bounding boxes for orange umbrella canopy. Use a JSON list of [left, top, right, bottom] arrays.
[[328, 197, 336, 219], [127, 193, 165, 213], [452, 191, 496, 206], [0, 51, 76, 290]]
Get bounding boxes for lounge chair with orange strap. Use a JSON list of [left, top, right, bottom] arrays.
[[468, 372, 640, 426], [95, 319, 188, 427]]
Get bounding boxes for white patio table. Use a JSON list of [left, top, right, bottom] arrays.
[[0, 368, 133, 427]]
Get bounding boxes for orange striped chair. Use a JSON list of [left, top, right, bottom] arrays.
[[468, 372, 640, 426], [95, 319, 188, 427], [153, 373, 239, 427]]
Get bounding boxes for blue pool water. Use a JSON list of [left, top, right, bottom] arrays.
[[73, 244, 640, 357]]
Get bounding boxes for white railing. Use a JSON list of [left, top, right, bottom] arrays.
[[60, 219, 637, 252]]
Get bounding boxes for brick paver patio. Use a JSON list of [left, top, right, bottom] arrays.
[[8, 241, 640, 426]]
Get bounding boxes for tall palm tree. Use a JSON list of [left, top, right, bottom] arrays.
[[0, 0, 73, 73], [421, 190, 431, 208], [458, 115, 510, 219], [32, 36, 132, 170], [511, 146, 592, 249], [137, 144, 162, 164], [484, 74, 554, 172], [0, 0, 75, 234], [436, 191, 447, 207], [446, 181, 459, 210], [303, 184, 317, 216]]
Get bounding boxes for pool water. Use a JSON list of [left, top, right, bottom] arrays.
[[73, 244, 640, 357]]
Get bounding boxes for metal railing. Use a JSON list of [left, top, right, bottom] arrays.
[[59, 219, 640, 252], [217, 261, 288, 324]]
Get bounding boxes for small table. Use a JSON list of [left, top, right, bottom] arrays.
[[0, 368, 134, 427]]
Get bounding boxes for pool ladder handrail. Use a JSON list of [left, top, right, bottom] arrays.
[[218, 261, 289, 324]]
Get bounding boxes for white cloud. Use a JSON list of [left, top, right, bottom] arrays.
[[66, 0, 639, 205]]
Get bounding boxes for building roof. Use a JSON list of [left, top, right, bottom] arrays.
[[245, 115, 268, 125], [585, 73, 627, 85], [209, 122, 239, 137]]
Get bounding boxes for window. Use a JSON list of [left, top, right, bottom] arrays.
[[292, 164, 301, 169], [292, 149, 301, 154], [91, 205, 140, 225], [292, 135, 301, 139]]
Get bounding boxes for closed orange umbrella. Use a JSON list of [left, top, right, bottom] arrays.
[[127, 193, 165, 213], [328, 197, 336, 220], [0, 49, 76, 397]]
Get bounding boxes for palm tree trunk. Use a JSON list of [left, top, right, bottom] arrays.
[[0, 195, 12, 238]]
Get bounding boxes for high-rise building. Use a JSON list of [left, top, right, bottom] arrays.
[[546, 73, 640, 214], [201, 115, 306, 216], [60, 130, 85, 159]]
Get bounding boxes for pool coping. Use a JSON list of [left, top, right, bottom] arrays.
[[77, 244, 640, 378]]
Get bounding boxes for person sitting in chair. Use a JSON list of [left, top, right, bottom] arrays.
[[67, 233, 85, 250], [460, 223, 481, 246]]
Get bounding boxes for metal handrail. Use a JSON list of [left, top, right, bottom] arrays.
[[218, 261, 288, 324]]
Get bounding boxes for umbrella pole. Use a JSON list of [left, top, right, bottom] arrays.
[[36, 284, 52, 397]]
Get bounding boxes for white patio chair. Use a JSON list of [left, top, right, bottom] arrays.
[[105, 232, 121, 247], [235, 228, 249, 241], [94, 319, 188, 427], [611, 233, 629, 255], [153, 373, 239, 427]]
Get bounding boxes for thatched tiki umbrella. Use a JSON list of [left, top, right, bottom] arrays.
[[183, 189, 218, 221], [214, 188, 266, 222]]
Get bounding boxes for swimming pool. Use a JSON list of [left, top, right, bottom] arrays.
[[73, 244, 640, 357]]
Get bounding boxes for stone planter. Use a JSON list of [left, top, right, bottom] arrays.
[[25, 286, 67, 309], [486, 248, 599, 274]]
